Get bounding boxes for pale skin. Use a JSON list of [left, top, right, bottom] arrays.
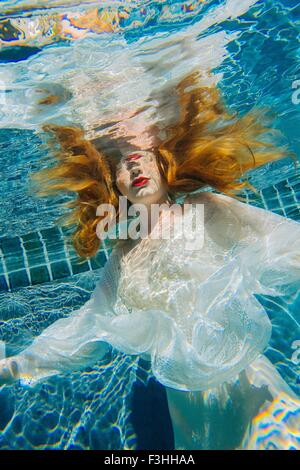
[[0, 151, 299, 449], [115, 150, 168, 207], [114, 149, 172, 252]]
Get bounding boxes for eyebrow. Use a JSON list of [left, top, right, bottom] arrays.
[[125, 153, 143, 161]]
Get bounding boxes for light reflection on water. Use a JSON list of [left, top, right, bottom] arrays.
[[242, 392, 300, 450]]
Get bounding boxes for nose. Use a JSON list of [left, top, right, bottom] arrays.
[[130, 166, 142, 178], [127, 160, 142, 178]]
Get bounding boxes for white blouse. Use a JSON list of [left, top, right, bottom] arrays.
[[16, 192, 300, 391]]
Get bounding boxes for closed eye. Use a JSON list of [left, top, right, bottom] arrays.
[[126, 153, 142, 161]]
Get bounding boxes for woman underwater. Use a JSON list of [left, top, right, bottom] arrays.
[[0, 74, 299, 450]]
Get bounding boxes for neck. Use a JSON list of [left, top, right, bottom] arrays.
[[142, 193, 172, 236]]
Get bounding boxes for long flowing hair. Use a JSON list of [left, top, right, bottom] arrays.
[[33, 73, 288, 258]]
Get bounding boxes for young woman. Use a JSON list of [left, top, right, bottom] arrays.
[[0, 76, 299, 449]]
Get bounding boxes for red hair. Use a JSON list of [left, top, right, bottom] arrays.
[[33, 73, 289, 258]]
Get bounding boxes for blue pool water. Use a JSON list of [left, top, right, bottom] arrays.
[[0, 0, 299, 450]]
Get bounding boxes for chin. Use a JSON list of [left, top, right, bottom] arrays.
[[131, 187, 163, 205]]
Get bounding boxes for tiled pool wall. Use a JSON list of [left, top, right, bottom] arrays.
[[0, 174, 299, 293], [0, 226, 109, 292]]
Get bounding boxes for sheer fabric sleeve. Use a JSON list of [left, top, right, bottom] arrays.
[[197, 192, 300, 294], [15, 249, 121, 386]]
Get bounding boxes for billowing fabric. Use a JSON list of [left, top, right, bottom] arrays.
[[17, 193, 300, 390]]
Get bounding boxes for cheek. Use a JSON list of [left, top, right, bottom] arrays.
[[146, 162, 162, 185], [116, 173, 130, 194]]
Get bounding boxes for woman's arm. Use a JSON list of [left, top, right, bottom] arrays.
[[0, 249, 121, 386], [187, 191, 300, 289]]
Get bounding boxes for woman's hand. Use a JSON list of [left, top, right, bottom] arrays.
[[0, 357, 20, 386]]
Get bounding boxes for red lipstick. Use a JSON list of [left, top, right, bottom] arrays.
[[132, 176, 150, 187]]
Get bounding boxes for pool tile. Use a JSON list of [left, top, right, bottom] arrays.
[[285, 206, 300, 221], [30, 265, 51, 285], [21, 232, 41, 243], [90, 251, 108, 270], [70, 258, 90, 275], [40, 226, 63, 241], [273, 208, 286, 216], [9, 269, 30, 290], [280, 192, 298, 210], [0, 237, 22, 254], [40, 227, 66, 262], [0, 275, 9, 291], [261, 185, 276, 199], [0, 256, 3, 276], [50, 260, 71, 280], [263, 195, 280, 212], [0, 237, 25, 272], [22, 238, 47, 267]]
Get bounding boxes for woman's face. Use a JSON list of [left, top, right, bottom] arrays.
[[115, 150, 168, 205]]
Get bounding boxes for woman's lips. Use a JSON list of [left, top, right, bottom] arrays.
[[132, 176, 150, 187]]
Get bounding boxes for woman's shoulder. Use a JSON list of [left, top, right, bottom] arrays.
[[182, 190, 235, 206], [182, 191, 261, 220], [182, 191, 237, 221]]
